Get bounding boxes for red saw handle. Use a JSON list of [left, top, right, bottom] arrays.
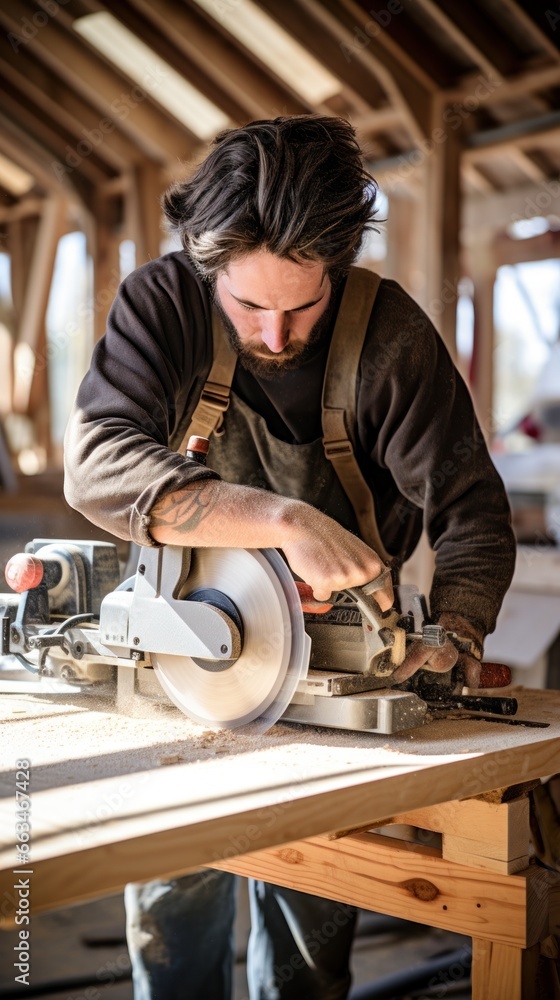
[[295, 581, 333, 614], [478, 662, 512, 688]]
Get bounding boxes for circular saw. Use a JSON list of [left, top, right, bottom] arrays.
[[151, 547, 310, 733]]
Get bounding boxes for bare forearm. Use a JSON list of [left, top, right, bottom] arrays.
[[148, 479, 392, 608], [149, 480, 298, 549]]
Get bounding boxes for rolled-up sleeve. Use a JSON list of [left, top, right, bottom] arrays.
[[64, 255, 219, 546]]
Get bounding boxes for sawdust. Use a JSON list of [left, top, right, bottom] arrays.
[[0, 683, 557, 798]]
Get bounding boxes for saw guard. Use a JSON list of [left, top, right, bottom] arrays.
[[152, 548, 310, 734]]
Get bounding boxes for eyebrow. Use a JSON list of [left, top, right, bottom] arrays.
[[229, 275, 328, 311], [231, 292, 326, 310]]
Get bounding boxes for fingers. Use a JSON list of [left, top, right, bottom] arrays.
[[463, 656, 482, 689], [373, 574, 394, 612], [391, 638, 458, 684]]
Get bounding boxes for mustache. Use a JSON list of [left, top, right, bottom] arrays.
[[212, 292, 337, 380]]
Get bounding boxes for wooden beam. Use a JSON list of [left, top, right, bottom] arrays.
[[295, 0, 435, 142], [111, 0, 309, 120], [69, 0, 247, 126], [465, 239, 498, 434], [91, 191, 123, 344], [446, 65, 560, 106], [130, 161, 165, 265], [252, 0, 388, 112], [383, 796, 530, 875], [465, 180, 560, 236], [0, 1, 195, 165], [496, 0, 560, 65], [12, 196, 68, 415], [215, 832, 550, 948], [0, 197, 45, 225], [418, 95, 463, 354], [412, 0, 504, 79], [507, 148, 548, 184], [462, 163, 497, 195], [0, 34, 143, 173], [466, 111, 560, 156], [0, 83, 114, 187]]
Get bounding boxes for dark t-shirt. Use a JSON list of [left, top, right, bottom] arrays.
[[63, 251, 515, 636]]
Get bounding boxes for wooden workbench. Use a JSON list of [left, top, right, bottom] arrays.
[[1, 683, 560, 998]]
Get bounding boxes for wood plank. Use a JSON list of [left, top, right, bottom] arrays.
[[472, 939, 522, 1000], [0, 35, 142, 172], [0, 1, 194, 165], [419, 93, 462, 354], [74, 0, 247, 126], [386, 797, 530, 874], [412, 0, 503, 79], [1, 689, 560, 918], [215, 832, 532, 946], [301, 0, 435, 142], [12, 196, 67, 414]]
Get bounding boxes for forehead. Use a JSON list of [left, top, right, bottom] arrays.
[[220, 250, 327, 310]]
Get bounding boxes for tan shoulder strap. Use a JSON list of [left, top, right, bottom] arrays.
[[179, 307, 236, 451], [322, 266, 392, 563]]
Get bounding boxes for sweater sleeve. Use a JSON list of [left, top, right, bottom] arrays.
[[63, 254, 220, 546], [358, 280, 515, 637]]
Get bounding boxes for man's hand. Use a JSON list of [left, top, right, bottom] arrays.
[[390, 636, 458, 684], [281, 504, 393, 611], [391, 611, 484, 687]]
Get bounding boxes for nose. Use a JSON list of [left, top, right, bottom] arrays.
[[260, 312, 289, 354]]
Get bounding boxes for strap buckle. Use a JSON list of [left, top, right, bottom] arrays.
[[200, 382, 231, 412], [323, 437, 353, 460]]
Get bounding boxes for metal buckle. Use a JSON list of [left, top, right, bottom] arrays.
[[323, 437, 353, 459]]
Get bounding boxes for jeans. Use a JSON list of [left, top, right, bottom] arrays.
[[125, 870, 357, 1000]]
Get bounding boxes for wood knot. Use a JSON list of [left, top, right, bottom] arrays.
[[401, 878, 439, 902], [278, 848, 304, 865]]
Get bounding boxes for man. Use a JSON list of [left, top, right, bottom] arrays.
[[64, 115, 515, 1000]]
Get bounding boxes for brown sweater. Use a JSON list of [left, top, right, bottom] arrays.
[[64, 251, 515, 636]]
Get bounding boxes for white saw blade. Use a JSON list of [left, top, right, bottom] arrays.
[[152, 548, 310, 734]]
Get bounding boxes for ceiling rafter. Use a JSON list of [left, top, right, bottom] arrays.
[[495, 0, 560, 63], [133, 0, 311, 119], [0, 0, 195, 165], [0, 83, 114, 186], [66, 0, 248, 126], [0, 113, 93, 205], [294, 0, 436, 142], [251, 0, 389, 113], [412, 0, 505, 80], [0, 37, 142, 174]]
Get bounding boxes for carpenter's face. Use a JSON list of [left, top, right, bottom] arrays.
[[214, 249, 333, 377]]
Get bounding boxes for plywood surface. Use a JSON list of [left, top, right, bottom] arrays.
[[1, 685, 559, 914]]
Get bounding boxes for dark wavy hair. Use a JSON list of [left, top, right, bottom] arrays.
[[162, 115, 379, 282]]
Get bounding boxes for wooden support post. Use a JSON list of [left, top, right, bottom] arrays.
[[131, 161, 165, 266], [420, 94, 462, 356], [465, 237, 497, 436], [91, 190, 123, 344], [12, 196, 67, 416], [385, 192, 424, 300]]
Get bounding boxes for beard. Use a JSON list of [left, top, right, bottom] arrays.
[[213, 290, 338, 380]]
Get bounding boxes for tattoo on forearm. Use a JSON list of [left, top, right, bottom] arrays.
[[151, 485, 215, 535]]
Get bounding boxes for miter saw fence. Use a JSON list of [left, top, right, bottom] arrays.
[[0, 539, 515, 735]]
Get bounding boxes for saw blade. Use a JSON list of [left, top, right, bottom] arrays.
[[152, 548, 310, 734]]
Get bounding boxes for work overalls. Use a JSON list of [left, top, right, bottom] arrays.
[[125, 268, 388, 1000]]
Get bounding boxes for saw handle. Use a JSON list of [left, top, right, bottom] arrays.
[[477, 662, 512, 688]]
